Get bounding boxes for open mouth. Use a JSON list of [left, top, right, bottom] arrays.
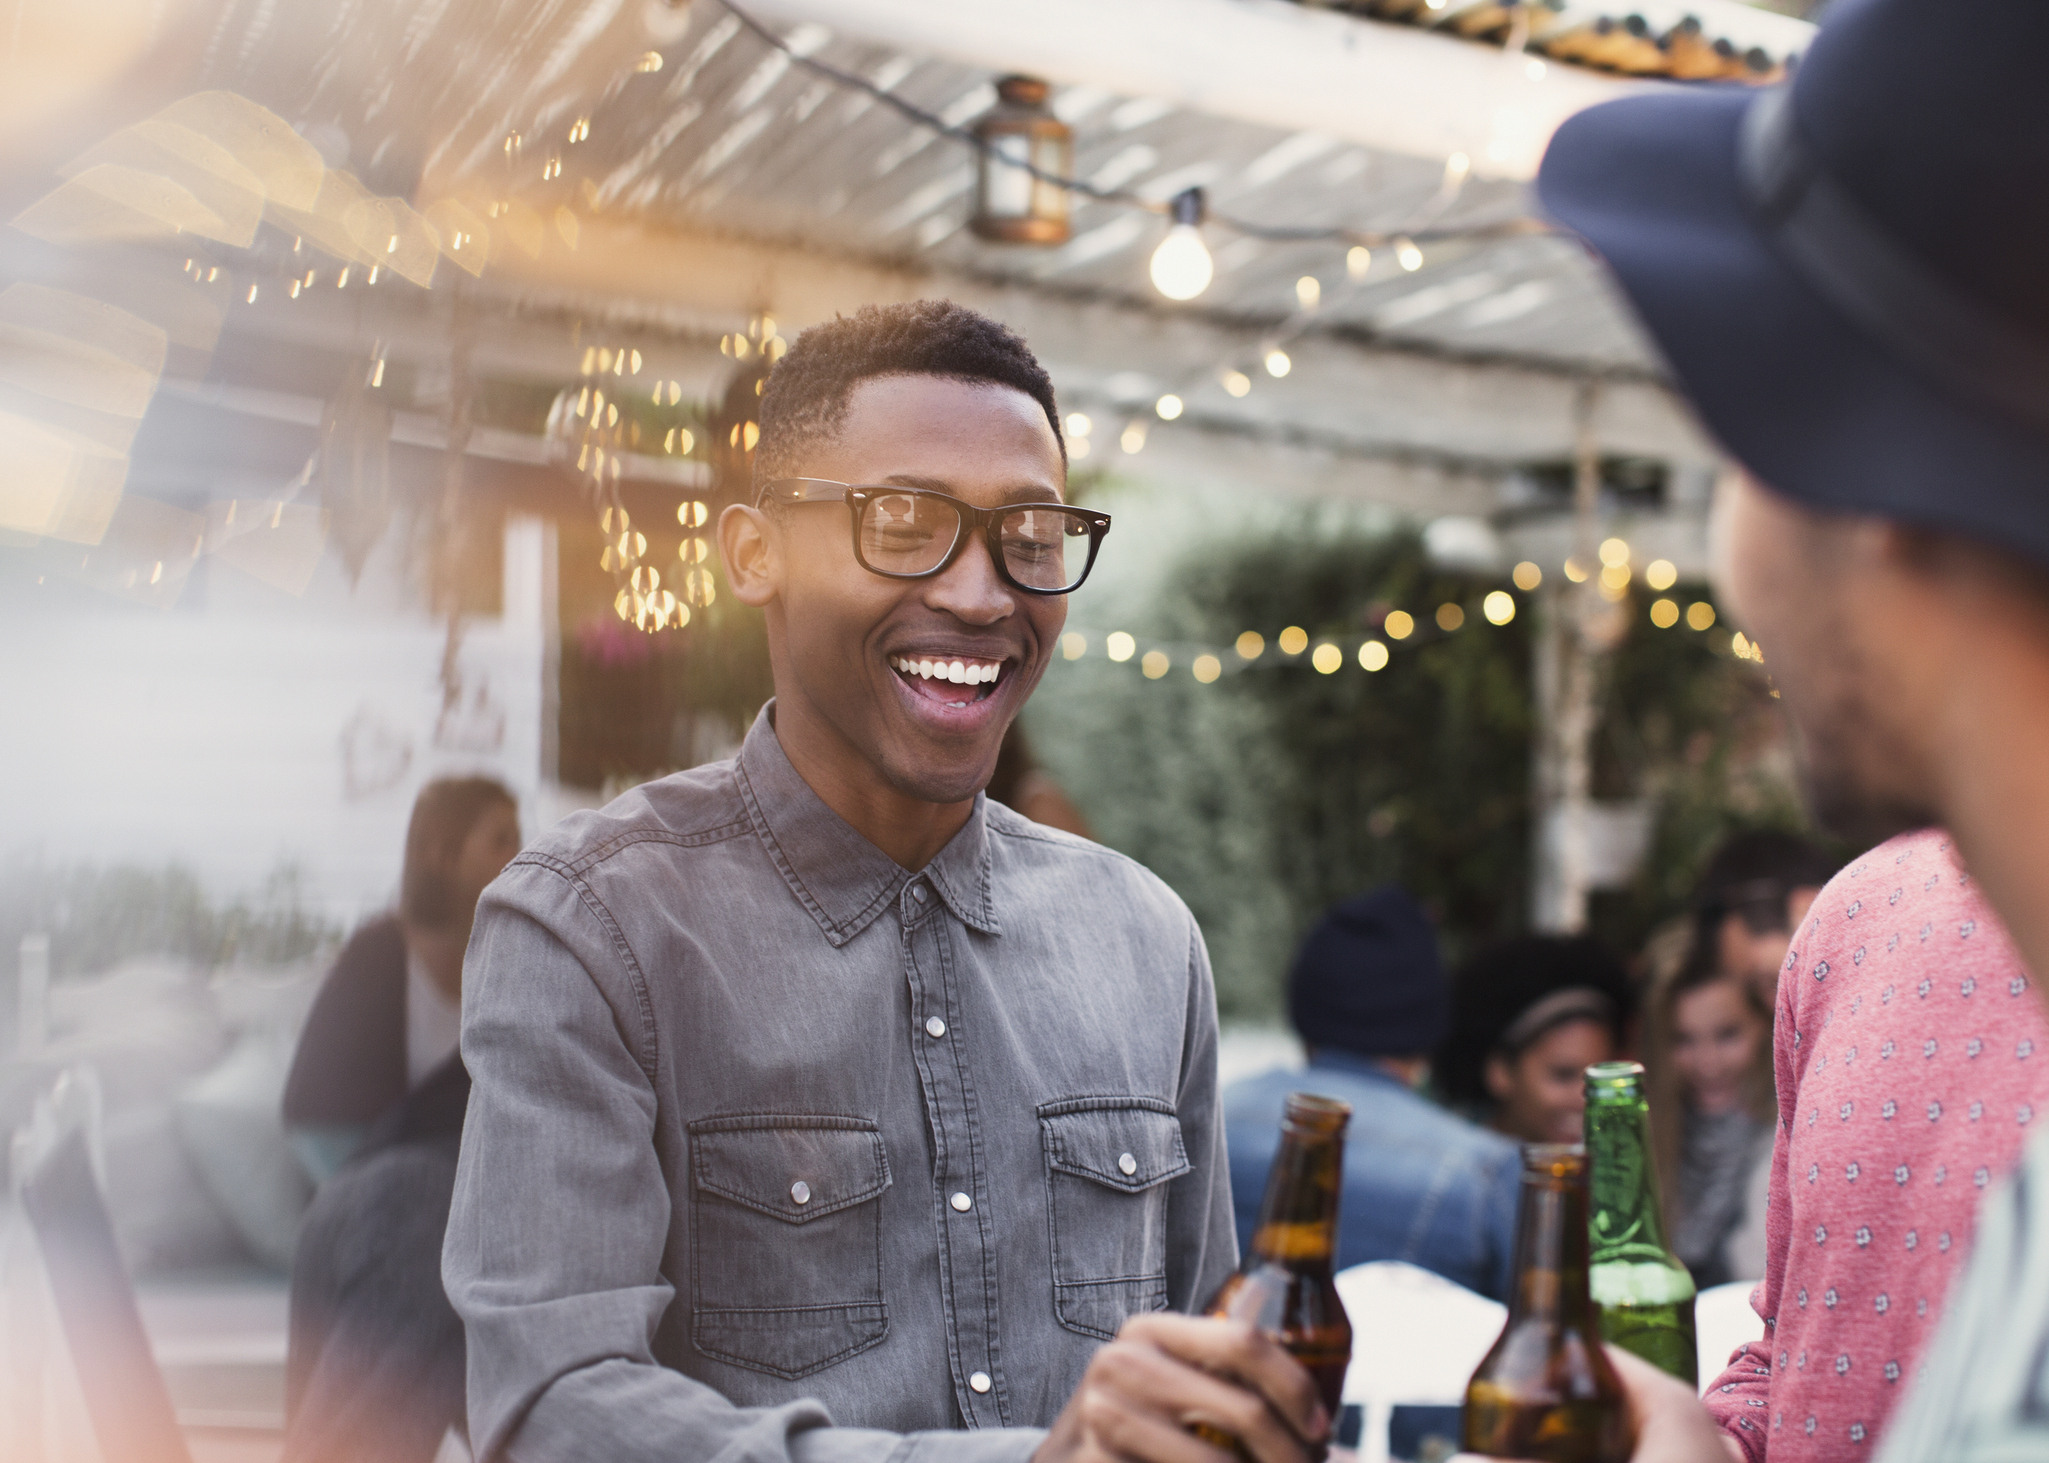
[[888, 654, 1007, 708]]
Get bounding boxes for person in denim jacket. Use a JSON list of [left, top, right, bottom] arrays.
[[443, 303, 1330, 1463], [1225, 886, 1520, 1301]]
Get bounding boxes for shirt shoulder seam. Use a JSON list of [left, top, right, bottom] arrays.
[[516, 817, 755, 881], [507, 855, 664, 1086]]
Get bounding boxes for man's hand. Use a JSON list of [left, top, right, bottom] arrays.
[[1034, 1313, 1329, 1463], [1604, 1348, 1745, 1463]]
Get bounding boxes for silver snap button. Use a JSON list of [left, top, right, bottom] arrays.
[[1118, 1152, 1138, 1177], [911, 884, 928, 903], [926, 1016, 948, 1039], [790, 1181, 811, 1205], [950, 1191, 973, 1212], [968, 1370, 992, 1394]]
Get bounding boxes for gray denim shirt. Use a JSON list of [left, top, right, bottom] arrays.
[[444, 706, 1236, 1463]]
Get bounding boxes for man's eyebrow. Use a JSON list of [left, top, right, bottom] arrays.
[[877, 472, 1064, 503]]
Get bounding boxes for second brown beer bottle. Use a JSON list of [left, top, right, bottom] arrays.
[[1463, 1144, 1632, 1463], [1198, 1092, 1353, 1459]]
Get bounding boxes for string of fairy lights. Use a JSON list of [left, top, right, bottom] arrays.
[[106, 8, 1583, 638], [714, 0, 1540, 274], [1055, 543, 1764, 686]]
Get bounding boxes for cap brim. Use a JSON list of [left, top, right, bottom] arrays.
[[1539, 88, 2049, 570]]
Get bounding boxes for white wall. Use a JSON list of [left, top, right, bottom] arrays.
[[0, 513, 563, 927]]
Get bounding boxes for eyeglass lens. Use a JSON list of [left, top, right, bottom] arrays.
[[858, 493, 1092, 590]]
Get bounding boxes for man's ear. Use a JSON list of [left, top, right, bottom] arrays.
[[719, 503, 779, 608]]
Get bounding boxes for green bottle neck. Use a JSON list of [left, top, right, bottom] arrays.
[[1583, 1089, 1682, 1269]]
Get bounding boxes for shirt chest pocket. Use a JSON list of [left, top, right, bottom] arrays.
[[688, 1115, 892, 1380], [1040, 1097, 1193, 1340]]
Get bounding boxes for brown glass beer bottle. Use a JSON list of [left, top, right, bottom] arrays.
[[1463, 1144, 1632, 1463], [1198, 1093, 1353, 1459]]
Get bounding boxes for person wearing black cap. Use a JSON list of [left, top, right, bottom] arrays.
[[1536, 0, 2049, 1454], [1222, 886, 1521, 1301]]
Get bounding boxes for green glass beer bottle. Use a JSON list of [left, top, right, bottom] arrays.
[[1583, 1060, 1698, 1385], [1463, 1143, 1632, 1463], [1198, 1093, 1353, 1459]]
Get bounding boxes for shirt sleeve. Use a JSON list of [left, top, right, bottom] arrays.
[[1699, 965, 1801, 1463], [1167, 913, 1240, 1311], [442, 863, 1046, 1463]]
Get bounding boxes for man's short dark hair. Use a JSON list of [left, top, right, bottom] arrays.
[[1694, 828, 1841, 934], [400, 777, 516, 932], [752, 300, 1063, 496]]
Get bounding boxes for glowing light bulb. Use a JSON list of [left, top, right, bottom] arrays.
[[1347, 246, 1371, 281], [1155, 394, 1183, 420], [1222, 370, 1251, 398], [1264, 349, 1291, 378], [1150, 225, 1211, 301], [1396, 237, 1424, 271], [1149, 188, 1212, 301]]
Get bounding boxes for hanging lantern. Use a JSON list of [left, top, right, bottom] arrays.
[[971, 76, 1072, 245]]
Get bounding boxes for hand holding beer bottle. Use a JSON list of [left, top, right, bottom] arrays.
[[1198, 1092, 1354, 1460], [1463, 1144, 1633, 1463]]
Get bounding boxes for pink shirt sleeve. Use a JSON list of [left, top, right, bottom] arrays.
[[1691, 827, 2048, 1461], [1700, 943, 1802, 1463]]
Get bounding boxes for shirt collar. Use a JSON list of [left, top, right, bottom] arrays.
[[734, 702, 999, 947], [1306, 1048, 1414, 1090]]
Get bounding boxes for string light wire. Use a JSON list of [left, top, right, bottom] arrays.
[[713, 0, 1545, 254]]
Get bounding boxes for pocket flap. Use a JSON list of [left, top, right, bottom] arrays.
[[690, 1116, 891, 1224], [1040, 1098, 1191, 1192]]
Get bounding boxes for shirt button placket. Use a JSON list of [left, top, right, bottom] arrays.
[[902, 879, 1000, 1424]]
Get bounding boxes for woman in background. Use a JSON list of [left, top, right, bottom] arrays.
[[1439, 936, 1634, 1145], [1645, 953, 1775, 1288]]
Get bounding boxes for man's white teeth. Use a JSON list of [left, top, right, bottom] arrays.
[[891, 655, 1004, 686]]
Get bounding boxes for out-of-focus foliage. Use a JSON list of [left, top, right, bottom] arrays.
[[1031, 523, 1531, 1020], [1588, 605, 1822, 953], [1028, 513, 1806, 1022], [0, 859, 340, 979]]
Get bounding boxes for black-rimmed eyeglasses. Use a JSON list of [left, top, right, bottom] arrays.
[[760, 478, 1112, 595]]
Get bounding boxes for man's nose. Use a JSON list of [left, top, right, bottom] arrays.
[[924, 531, 1014, 625]]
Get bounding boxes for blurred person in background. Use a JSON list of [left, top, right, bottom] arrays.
[[1223, 886, 1520, 1300], [1643, 831, 1836, 1289], [281, 776, 520, 1463], [1694, 829, 1841, 1013], [1438, 936, 1634, 1145], [983, 721, 1091, 838], [282, 776, 521, 1179], [1643, 951, 1775, 1288]]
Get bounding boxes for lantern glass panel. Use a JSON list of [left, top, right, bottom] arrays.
[[971, 76, 1072, 245]]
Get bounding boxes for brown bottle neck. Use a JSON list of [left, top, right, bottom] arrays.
[[1247, 1119, 1344, 1269], [1508, 1170, 1596, 1329]]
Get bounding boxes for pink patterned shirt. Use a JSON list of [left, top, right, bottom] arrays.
[[1701, 828, 2049, 1460]]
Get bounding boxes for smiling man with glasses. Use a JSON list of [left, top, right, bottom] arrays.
[[444, 301, 1327, 1463]]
